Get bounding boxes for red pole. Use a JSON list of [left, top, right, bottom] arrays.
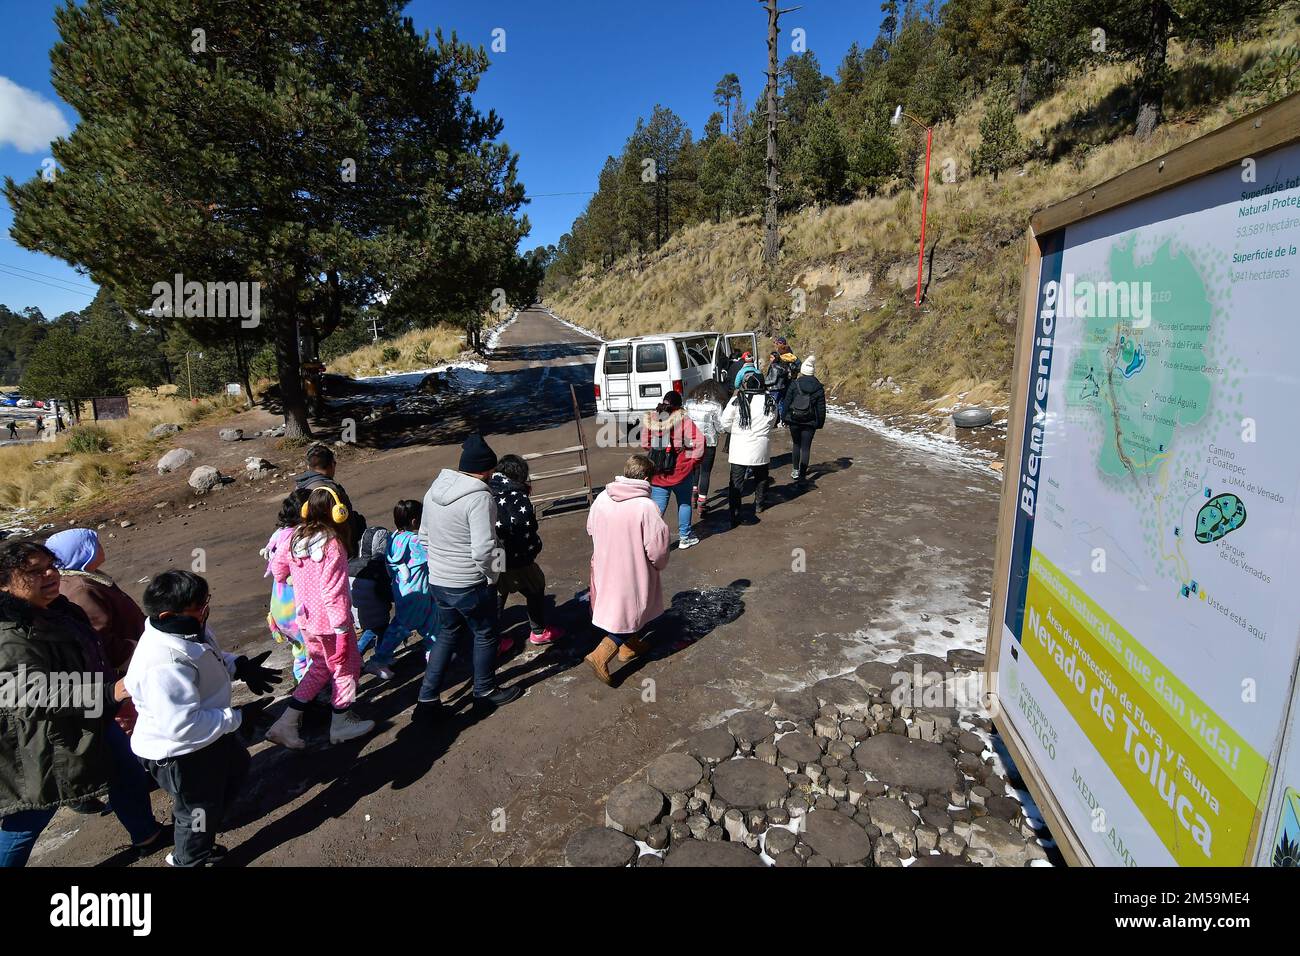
[[915, 125, 932, 308]]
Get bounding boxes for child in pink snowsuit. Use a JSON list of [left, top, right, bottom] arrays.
[[265, 488, 375, 749]]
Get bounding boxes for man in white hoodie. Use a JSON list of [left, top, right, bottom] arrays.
[[413, 433, 523, 722], [125, 571, 281, 866]]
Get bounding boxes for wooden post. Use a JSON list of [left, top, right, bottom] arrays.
[[761, 0, 781, 265]]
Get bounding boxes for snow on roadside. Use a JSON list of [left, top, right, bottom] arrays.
[[484, 310, 519, 350], [536, 305, 603, 342]]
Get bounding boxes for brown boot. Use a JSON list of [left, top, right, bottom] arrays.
[[584, 637, 619, 686], [617, 634, 650, 662]]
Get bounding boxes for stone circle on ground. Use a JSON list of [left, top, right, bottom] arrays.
[[568, 657, 1054, 867]]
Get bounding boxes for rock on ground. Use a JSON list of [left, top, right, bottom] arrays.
[[802, 809, 873, 865], [187, 465, 223, 494], [604, 781, 664, 834], [664, 839, 764, 867], [564, 826, 638, 867], [853, 734, 960, 794], [711, 758, 789, 810], [157, 448, 195, 474]]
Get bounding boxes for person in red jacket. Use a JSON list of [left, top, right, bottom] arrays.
[[640, 391, 704, 550]]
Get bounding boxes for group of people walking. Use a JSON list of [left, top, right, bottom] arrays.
[[0, 333, 827, 867], [640, 335, 827, 547]]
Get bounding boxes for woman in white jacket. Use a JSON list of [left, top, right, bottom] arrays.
[[719, 371, 779, 526]]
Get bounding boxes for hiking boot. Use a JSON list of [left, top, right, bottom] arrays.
[[528, 625, 565, 646], [69, 797, 108, 815], [755, 482, 768, 514], [265, 707, 307, 750], [584, 637, 619, 686], [679, 535, 701, 550], [363, 659, 396, 681], [329, 709, 375, 745], [411, 699, 444, 724], [474, 684, 524, 709], [616, 634, 650, 663]]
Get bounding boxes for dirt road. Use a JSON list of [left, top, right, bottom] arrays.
[[30, 308, 1001, 866]]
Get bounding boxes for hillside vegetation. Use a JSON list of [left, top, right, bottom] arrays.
[[545, 5, 1300, 423]]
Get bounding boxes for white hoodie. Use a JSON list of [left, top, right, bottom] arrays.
[[124, 617, 242, 760]]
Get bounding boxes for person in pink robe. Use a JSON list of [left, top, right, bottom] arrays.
[[584, 454, 670, 685]]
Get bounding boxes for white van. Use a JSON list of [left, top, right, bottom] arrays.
[[594, 331, 758, 417]]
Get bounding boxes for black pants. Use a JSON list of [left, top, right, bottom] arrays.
[[788, 424, 816, 479], [728, 463, 770, 516], [694, 444, 717, 498], [143, 733, 249, 867]]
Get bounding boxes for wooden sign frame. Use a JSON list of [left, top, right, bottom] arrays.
[[983, 92, 1300, 867]]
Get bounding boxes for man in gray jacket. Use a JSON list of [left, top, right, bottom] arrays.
[[413, 433, 523, 722]]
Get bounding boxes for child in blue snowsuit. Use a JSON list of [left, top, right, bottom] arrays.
[[371, 499, 437, 671]]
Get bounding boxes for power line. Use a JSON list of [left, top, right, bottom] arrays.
[[0, 261, 98, 291], [0, 265, 96, 298]]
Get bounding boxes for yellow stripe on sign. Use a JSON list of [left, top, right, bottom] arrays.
[[1022, 565, 1258, 865], [1028, 550, 1267, 797]]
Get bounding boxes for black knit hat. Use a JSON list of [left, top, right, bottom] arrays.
[[459, 432, 498, 473]]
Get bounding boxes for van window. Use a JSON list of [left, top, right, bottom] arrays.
[[675, 340, 690, 371], [636, 343, 668, 373], [604, 345, 631, 375], [684, 337, 711, 368]]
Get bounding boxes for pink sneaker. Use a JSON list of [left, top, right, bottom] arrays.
[[528, 625, 565, 646], [498, 637, 515, 655]]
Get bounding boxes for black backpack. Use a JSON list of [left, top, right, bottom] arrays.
[[787, 379, 818, 425]]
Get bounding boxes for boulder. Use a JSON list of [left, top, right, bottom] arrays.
[[187, 465, 223, 494], [564, 826, 638, 867], [218, 428, 244, 442], [726, 710, 777, 746], [684, 727, 736, 764], [802, 809, 873, 865], [149, 423, 182, 438], [664, 839, 764, 867], [947, 648, 986, 670], [647, 753, 704, 798], [157, 448, 195, 474], [711, 758, 790, 810], [605, 781, 665, 834], [854, 734, 961, 794]]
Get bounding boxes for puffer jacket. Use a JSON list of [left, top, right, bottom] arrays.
[[489, 473, 543, 570], [0, 592, 116, 817]]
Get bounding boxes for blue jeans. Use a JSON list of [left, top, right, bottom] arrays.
[[419, 582, 501, 700], [651, 479, 693, 540], [0, 720, 159, 867]]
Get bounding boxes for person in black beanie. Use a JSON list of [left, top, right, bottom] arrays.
[[413, 433, 523, 722]]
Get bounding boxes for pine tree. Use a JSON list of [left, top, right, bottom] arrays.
[[5, 1, 537, 437], [792, 103, 849, 205], [974, 87, 1023, 178]]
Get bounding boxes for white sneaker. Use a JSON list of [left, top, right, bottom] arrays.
[[329, 709, 375, 744], [679, 535, 701, 550], [790, 468, 799, 480], [363, 659, 396, 681]]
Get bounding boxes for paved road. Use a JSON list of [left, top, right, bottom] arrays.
[[32, 307, 1002, 866]]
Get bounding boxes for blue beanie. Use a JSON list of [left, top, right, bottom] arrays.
[[46, 528, 101, 571]]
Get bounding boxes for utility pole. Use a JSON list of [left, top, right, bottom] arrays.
[[760, 0, 799, 266]]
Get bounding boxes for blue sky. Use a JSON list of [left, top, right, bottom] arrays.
[[0, 0, 884, 317]]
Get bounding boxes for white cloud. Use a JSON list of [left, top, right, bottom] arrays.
[[0, 76, 72, 153]]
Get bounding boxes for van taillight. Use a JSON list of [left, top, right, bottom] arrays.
[[594, 383, 602, 400], [672, 379, 683, 394]]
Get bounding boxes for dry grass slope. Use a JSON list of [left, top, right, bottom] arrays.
[[0, 389, 234, 514], [547, 8, 1300, 417]]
